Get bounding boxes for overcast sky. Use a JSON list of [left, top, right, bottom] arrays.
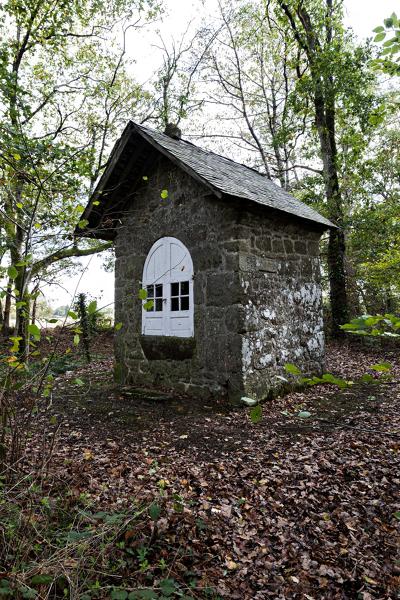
[[45, 0, 398, 313]]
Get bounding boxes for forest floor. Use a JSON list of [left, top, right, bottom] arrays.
[[4, 330, 400, 599]]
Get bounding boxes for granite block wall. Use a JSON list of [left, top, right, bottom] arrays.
[[235, 209, 325, 400], [114, 154, 325, 402], [114, 155, 244, 400]]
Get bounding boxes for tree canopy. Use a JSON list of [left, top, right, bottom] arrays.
[[1, 0, 399, 352]]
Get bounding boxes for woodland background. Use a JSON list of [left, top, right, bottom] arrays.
[[0, 1, 399, 599], [0, 0, 399, 346]]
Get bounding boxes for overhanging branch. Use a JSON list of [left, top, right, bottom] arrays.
[[31, 241, 112, 276]]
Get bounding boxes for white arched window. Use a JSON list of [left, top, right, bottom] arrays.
[[141, 237, 194, 338]]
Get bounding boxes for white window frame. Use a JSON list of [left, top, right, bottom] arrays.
[[141, 237, 194, 338]]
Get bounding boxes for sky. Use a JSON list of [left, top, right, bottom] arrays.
[[343, 0, 397, 36], [44, 0, 398, 314]]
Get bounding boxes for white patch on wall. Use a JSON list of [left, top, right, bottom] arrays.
[[241, 279, 250, 293], [261, 308, 276, 320], [242, 337, 252, 370], [307, 337, 320, 352], [240, 252, 325, 395], [257, 353, 273, 367]]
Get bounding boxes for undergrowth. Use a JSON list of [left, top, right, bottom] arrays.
[[0, 475, 220, 599]]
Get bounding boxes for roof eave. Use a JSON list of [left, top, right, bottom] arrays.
[[225, 192, 336, 231], [74, 122, 135, 238]]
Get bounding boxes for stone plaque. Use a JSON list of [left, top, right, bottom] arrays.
[[239, 254, 278, 273]]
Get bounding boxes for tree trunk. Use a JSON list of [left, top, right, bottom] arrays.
[[3, 281, 13, 333], [327, 228, 348, 331], [15, 295, 30, 360], [31, 296, 37, 326], [314, 113, 348, 334], [14, 267, 31, 360], [77, 293, 91, 363], [346, 257, 362, 316], [385, 288, 396, 313], [278, 0, 350, 336]]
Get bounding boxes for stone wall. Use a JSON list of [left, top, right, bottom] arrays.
[[235, 205, 325, 400], [114, 153, 325, 402], [114, 155, 244, 400]]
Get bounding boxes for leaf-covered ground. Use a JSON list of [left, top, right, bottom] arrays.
[[25, 336, 400, 598]]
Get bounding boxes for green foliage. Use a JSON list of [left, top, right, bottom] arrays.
[[301, 373, 349, 390], [0, 479, 205, 600], [7, 266, 18, 280], [0, 0, 158, 356], [345, 124, 400, 313], [371, 13, 400, 75], [159, 578, 177, 596], [9, 337, 22, 353], [143, 300, 154, 311], [73, 293, 111, 335], [139, 287, 154, 311], [148, 502, 161, 521], [278, 314, 397, 402], [370, 362, 392, 372], [284, 363, 302, 375], [266, 0, 400, 323], [27, 324, 40, 341], [249, 404, 262, 424], [87, 300, 97, 315], [29, 575, 53, 586], [340, 314, 400, 337]]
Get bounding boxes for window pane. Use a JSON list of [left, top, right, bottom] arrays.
[[171, 297, 179, 311], [155, 299, 163, 312], [146, 285, 154, 298], [171, 282, 179, 296], [180, 296, 189, 311], [155, 284, 163, 298], [180, 281, 189, 295]]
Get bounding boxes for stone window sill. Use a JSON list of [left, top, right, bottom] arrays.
[[140, 335, 196, 360]]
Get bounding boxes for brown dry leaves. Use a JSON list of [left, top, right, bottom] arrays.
[[24, 339, 400, 598]]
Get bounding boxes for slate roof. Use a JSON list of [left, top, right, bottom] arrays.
[[77, 121, 334, 238], [135, 123, 333, 228]]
